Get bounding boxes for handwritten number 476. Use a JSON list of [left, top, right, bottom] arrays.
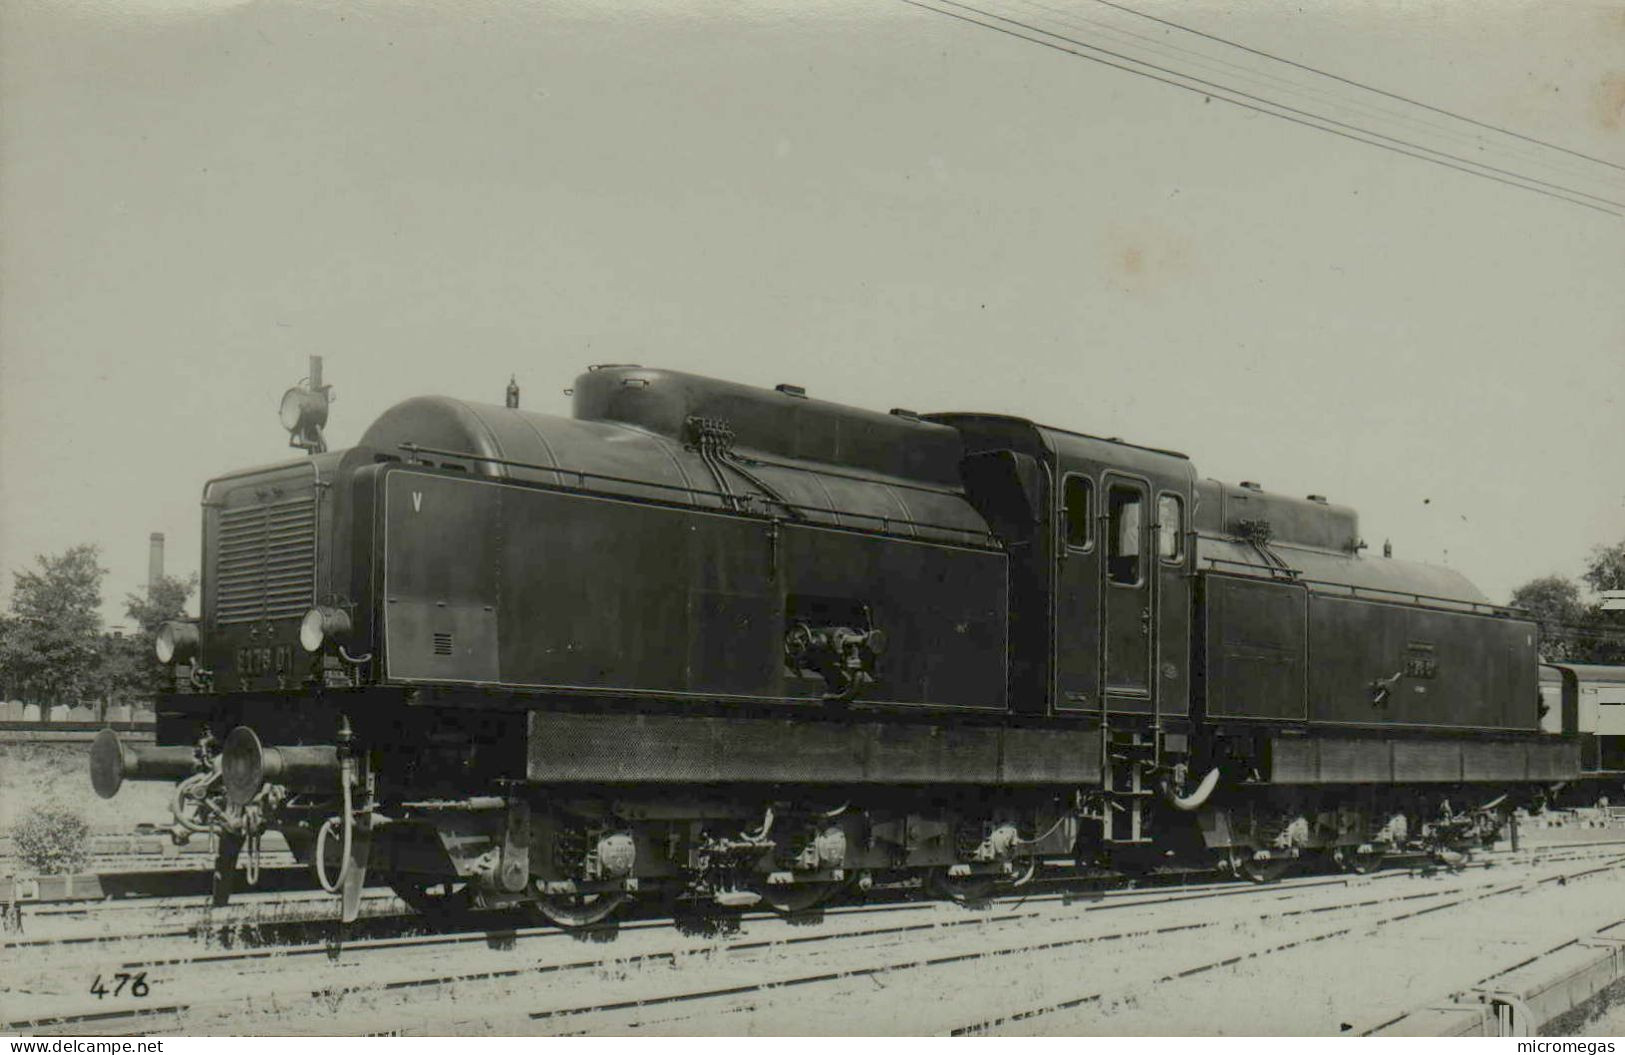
[[89, 972, 150, 999]]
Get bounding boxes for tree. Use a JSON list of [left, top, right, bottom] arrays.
[[1583, 540, 1625, 595], [0, 545, 107, 720], [1510, 548, 1625, 663], [1582, 538, 1625, 664], [1510, 575, 1588, 660], [102, 573, 198, 707], [126, 574, 197, 639]]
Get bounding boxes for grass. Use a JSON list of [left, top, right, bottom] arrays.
[[0, 740, 175, 838]]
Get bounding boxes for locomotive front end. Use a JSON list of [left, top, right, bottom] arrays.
[[90, 447, 380, 910]]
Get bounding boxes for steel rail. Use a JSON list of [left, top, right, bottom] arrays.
[[1354, 913, 1625, 1036], [946, 853, 1625, 1036], [15, 840, 1623, 956], [13, 845, 1622, 1036]]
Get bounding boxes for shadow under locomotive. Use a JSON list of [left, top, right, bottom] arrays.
[[90, 365, 1590, 926]]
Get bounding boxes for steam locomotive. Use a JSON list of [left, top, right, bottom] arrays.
[[91, 365, 1581, 924]]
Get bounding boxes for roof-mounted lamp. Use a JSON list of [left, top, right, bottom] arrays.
[[280, 355, 333, 454]]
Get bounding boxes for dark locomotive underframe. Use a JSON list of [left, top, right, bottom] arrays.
[[94, 366, 1585, 923]]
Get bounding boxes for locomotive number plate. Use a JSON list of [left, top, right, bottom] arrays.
[[237, 644, 293, 677], [1404, 642, 1437, 679]]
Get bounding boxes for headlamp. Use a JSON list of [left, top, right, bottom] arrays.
[[154, 621, 199, 665], [299, 606, 352, 652]]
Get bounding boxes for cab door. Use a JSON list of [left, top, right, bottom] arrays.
[[1102, 474, 1154, 708], [1152, 487, 1191, 717], [1054, 470, 1102, 712]]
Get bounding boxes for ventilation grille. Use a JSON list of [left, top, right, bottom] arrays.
[[216, 495, 316, 625], [433, 632, 454, 656]]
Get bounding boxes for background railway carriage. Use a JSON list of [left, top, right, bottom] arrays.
[[1541, 663, 1625, 779], [92, 365, 1580, 922]]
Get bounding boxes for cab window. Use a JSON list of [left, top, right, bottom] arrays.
[[1063, 475, 1094, 549], [1158, 493, 1184, 562], [1107, 486, 1143, 585]]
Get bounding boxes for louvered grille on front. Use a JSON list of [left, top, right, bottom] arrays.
[[215, 496, 317, 625]]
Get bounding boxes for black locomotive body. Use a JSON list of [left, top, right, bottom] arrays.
[[94, 365, 1579, 920]]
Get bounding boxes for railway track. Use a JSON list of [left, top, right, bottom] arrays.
[[10, 864, 1360, 968], [1, 830, 300, 929], [947, 854, 1625, 1036], [14, 836, 1617, 955], [527, 850, 1625, 1037], [9, 842, 1624, 1036], [1356, 911, 1625, 1035], [12, 836, 1621, 951]]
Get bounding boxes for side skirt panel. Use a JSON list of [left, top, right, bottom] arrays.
[[526, 710, 1103, 785], [1268, 734, 1579, 784]]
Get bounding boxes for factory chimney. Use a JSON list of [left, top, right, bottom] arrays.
[[148, 532, 165, 592]]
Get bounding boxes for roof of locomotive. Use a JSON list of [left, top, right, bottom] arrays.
[[570, 365, 966, 487], [201, 448, 347, 503], [1187, 481, 1500, 610], [1193, 478, 1360, 555], [1189, 479, 1499, 609], [1195, 532, 1499, 607], [354, 391, 995, 545], [925, 411, 1192, 463], [346, 367, 1509, 610]]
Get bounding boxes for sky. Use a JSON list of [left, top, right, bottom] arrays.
[[1, 0, 1622, 625]]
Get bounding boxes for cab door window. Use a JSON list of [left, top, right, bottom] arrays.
[[1063, 475, 1094, 549], [1107, 485, 1143, 585], [1158, 493, 1184, 562]]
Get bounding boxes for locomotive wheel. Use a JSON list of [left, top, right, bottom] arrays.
[[756, 880, 843, 915], [526, 891, 628, 929], [927, 868, 998, 904], [1333, 848, 1386, 875], [1231, 852, 1292, 884], [389, 877, 472, 919], [1429, 847, 1471, 871]]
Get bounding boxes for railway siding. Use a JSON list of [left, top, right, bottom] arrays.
[[1364, 921, 1625, 1036], [10, 844, 1624, 1036]]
